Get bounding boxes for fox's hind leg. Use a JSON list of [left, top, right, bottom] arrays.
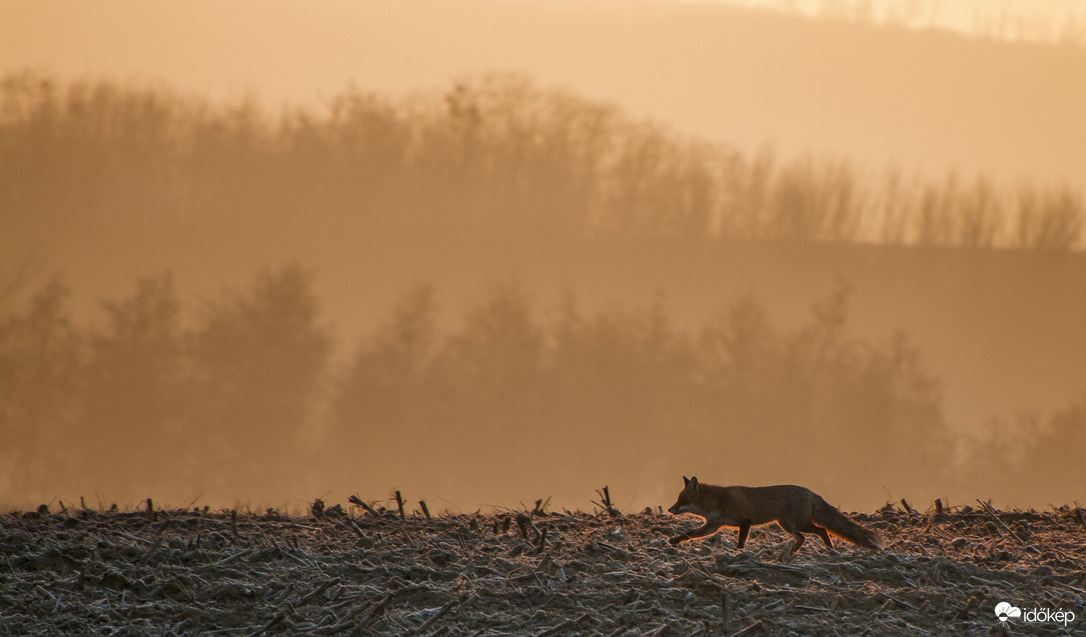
[[805, 523, 833, 549], [777, 520, 806, 554]]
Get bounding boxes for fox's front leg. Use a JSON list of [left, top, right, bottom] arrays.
[[735, 522, 751, 549], [669, 521, 723, 545]]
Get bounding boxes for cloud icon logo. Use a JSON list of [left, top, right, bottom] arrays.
[[995, 602, 1022, 623]]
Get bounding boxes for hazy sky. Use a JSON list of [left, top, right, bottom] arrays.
[[711, 0, 1086, 34], [4, 0, 1083, 102], [4, 0, 1085, 190], [2, 0, 1084, 203]]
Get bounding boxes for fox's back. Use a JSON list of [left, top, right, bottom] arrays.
[[701, 484, 819, 524]]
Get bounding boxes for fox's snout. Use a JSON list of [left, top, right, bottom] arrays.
[[668, 501, 692, 515]]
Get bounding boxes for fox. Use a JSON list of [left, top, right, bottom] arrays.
[[667, 476, 882, 554]]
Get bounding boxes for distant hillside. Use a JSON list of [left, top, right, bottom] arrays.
[[526, 1, 1086, 186], [3, 0, 1084, 187]]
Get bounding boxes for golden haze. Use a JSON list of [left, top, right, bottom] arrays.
[[1, 1, 1084, 514]]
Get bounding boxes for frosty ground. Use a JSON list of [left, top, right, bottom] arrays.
[[2, 499, 1084, 636]]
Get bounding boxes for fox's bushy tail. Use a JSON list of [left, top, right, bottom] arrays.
[[812, 498, 883, 551]]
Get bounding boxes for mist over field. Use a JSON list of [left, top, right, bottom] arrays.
[[2, 0, 1085, 514]]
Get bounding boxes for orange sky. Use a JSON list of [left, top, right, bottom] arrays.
[[4, 1, 1085, 183], [4, 0, 1085, 188]]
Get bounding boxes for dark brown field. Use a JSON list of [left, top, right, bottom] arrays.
[[2, 500, 1084, 636]]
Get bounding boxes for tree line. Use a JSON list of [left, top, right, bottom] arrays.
[[2, 70, 1082, 253], [2, 267, 1081, 509]]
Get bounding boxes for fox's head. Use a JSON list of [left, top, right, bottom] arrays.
[[667, 475, 701, 515]]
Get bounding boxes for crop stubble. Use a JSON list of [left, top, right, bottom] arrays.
[[1, 500, 1084, 635]]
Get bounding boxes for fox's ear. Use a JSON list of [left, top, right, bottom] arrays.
[[689, 476, 700, 491], [682, 475, 690, 487]]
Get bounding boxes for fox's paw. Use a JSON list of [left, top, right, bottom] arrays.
[[668, 535, 685, 546]]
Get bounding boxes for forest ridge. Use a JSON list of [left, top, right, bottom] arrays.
[[2, 71, 1083, 253]]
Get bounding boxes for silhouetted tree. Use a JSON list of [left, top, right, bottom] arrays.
[[187, 265, 331, 499], [689, 283, 950, 496], [79, 273, 184, 500], [329, 284, 438, 486], [776, 283, 950, 495], [696, 296, 784, 473], [0, 279, 82, 501], [964, 394, 1086, 504], [436, 283, 545, 455], [1013, 184, 1085, 251], [544, 293, 696, 493], [1019, 395, 1086, 501]]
